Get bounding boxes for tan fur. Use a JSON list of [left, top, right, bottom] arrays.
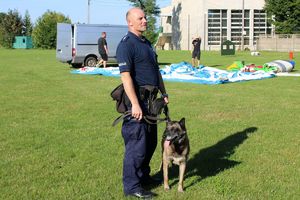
[[161, 119, 190, 192]]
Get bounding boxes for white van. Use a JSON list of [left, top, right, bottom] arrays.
[[56, 23, 128, 67]]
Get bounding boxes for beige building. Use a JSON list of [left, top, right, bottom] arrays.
[[157, 0, 273, 51]]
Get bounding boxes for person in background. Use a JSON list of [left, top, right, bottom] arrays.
[[192, 36, 201, 67], [96, 32, 108, 68], [116, 7, 169, 199]]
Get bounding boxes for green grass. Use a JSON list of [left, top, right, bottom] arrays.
[[0, 49, 299, 199]]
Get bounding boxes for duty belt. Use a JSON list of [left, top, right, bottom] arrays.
[[112, 106, 169, 126], [112, 85, 169, 126], [138, 85, 158, 101]]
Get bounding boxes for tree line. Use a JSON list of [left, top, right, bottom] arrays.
[[0, 0, 160, 49], [0, 0, 299, 49], [264, 0, 300, 34], [0, 9, 70, 49]]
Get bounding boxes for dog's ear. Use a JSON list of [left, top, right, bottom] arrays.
[[179, 117, 185, 129]]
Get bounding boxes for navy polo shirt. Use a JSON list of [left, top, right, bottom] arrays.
[[116, 31, 159, 86]]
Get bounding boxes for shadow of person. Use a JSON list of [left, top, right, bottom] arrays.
[[183, 127, 258, 189]]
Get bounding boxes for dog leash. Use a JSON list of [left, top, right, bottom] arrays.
[[112, 106, 170, 127]]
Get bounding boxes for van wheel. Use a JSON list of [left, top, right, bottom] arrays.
[[85, 57, 97, 67]]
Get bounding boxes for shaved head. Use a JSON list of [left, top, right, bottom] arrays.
[[125, 7, 147, 37], [126, 7, 143, 22]]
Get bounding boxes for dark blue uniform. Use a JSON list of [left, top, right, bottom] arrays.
[[116, 31, 159, 195]]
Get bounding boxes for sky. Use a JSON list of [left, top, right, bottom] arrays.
[[0, 0, 171, 25]]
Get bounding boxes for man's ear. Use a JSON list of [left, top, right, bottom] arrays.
[[127, 20, 133, 27]]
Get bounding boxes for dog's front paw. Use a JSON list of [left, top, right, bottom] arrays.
[[164, 185, 170, 191], [178, 186, 184, 192]]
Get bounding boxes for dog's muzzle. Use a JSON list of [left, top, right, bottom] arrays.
[[166, 134, 178, 142], [166, 134, 185, 144]]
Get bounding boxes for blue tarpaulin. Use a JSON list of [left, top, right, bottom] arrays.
[[71, 62, 276, 84]]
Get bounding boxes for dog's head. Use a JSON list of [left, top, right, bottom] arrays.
[[163, 118, 187, 144]]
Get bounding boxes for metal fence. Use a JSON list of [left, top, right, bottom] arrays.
[[257, 34, 300, 52]]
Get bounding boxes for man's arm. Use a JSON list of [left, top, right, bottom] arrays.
[[158, 72, 169, 104], [104, 44, 109, 54], [121, 72, 143, 120]]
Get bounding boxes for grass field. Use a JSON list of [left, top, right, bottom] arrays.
[[0, 49, 299, 199]]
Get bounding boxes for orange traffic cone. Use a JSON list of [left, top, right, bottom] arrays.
[[289, 51, 294, 60]]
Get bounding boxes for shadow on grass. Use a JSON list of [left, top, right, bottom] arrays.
[[107, 63, 119, 67], [184, 126, 258, 189], [106, 62, 173, 68], [158, 62, 172, 66], [150, 127, 257, 190], [210, 64, 222, 67]]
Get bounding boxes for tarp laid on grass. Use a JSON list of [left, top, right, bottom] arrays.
[[71, 62, 276, 84], [160, 62, 276, 84]]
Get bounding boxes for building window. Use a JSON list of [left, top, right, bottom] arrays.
[[222, 19, 227, 27], [167, 16, 171, 24], [208, 9, 227, 46], [230, 9, 250, 45], [222, 10, 227, 18], [205, 8, 272, 48], [245, 10, 250, 18], [253, 10, 272, 44], [244, 19, 250, 27]]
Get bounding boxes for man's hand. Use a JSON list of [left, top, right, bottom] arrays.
[[121, 72, 142, 120], [131, 103, 143, 120], [164, 97, 169, 104]]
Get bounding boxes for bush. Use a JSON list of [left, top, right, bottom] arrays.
[[32, 10, 71, 49]]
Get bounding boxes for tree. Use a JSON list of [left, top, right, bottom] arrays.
[[0, 12, 6, 48], [127, 0, 160, 44], [23, 10, 33, 36], [264, 0, 300, 34], [32, 10, 71, 49], [0, 9, 23, 48]]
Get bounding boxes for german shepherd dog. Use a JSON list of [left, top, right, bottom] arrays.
[[161, 118, 190, 192]]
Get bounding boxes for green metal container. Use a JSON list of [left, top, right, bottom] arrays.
[[221, 40, 235, 55], [13, 36, 33, 49]]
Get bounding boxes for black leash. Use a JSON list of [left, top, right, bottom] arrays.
[[111, 111, 132, 127], [112, 105, 170, 127]]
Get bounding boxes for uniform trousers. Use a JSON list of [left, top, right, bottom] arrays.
[[121, 117, 157, 194]]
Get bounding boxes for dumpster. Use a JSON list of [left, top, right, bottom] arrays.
[[221, 40, 235, 55], [13, 36, 33, 49]]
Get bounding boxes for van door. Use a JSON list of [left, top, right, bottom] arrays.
[[105, 26, 128, 60], [56, 23, 72, 63]]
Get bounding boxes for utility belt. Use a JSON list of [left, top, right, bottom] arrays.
[[138, 85, 158, 101], [138, 85, 166, 117], [111, 84, 169, 126]]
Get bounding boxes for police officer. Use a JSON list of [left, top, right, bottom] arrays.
[[116, 7, 169, 199]]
